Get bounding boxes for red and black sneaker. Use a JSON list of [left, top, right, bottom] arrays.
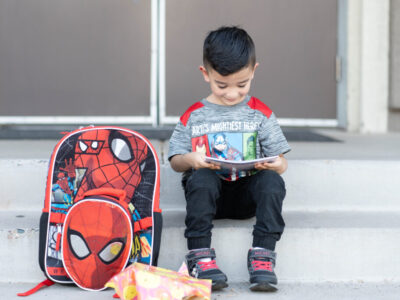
[[247, 248, 278, 292], [185, 248, 228, 291]]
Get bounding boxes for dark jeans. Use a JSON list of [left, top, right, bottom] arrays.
[[182, 168, 286, 251]]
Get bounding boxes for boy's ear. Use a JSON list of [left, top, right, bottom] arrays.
[[199, 66, 210, 83], [251, 62, 259, 79]]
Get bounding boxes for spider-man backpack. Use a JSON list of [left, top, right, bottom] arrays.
[[18, 126, 162, 295]]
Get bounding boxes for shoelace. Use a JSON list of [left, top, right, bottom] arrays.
[[198, 259, 218, 271], [252, 260, 273, 271]]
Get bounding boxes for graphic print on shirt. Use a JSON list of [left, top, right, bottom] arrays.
[[192, 132, 258, 180], [192, 132, 257, 161], [191, 135, 211, 157], [209, 132, 243, 161], [243, 132, 257, 161]]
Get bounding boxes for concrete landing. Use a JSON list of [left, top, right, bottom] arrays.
[[4, 281, 400, 300]]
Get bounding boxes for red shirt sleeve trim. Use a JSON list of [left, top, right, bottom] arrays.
[[247, 97, 272, 118], [180, 102, 205, 126]]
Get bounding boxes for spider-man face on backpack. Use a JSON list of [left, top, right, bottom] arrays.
[[62, 199, 133, 290], [73, 130, 148, 201]]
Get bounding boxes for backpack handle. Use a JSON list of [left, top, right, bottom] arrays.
[[82, 188, 127, 203]]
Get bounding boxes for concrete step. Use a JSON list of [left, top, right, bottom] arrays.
[[161, 159, 400, 212], [2, 133, 399, 294], [2, 210, 400, 283], [4, 281, 400, 300], [2, 158, 400, 212]]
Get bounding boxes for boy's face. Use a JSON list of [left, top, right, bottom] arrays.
[[200, 64, 258, 106]]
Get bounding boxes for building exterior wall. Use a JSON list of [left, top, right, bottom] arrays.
[[346, 0, 390, 133], [345, 0, 362, 132]]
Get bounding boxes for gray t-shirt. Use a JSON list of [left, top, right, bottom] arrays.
[[168, 95, 291, 181]]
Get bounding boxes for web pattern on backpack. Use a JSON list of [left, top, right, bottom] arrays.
[[52, 129, 156, 218]]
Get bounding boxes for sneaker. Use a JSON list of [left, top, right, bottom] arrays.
[[185, 248, 228, 290], [247, 248, 278, 292]]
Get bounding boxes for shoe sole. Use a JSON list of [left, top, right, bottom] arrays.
[[249, 282, 277, 292], [212, 281, 229, 291]]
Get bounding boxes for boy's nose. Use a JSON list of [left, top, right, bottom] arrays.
[[225, 90, 239, 99]]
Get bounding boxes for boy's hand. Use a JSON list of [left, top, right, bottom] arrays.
[[254, 155, 287, 175], [184, 152, 221, 170]]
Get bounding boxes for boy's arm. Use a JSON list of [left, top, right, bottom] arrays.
[[254, 154, 288, 175], [256, 110, 291, 175], [170, 152, 221, 172]]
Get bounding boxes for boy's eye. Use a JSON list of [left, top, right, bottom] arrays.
[[218, 85, 227, 89], [238, 85, 246, 88]]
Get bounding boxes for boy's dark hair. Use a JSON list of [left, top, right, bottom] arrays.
[[203, 26, 256, 76]]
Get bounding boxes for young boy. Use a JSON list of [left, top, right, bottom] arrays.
[[168, 26, 291, 292]]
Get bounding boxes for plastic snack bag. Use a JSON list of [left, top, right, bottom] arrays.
[[105, 262, 211, 300]]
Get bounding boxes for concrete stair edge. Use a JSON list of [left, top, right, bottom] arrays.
[[2, 210, 400, 283], [1, 159, 400, 211]]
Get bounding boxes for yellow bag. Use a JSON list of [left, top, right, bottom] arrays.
[[105, 262, 211, 300]]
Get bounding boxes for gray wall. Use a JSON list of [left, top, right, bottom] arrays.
[[165, 0, 338, 119], [0, 0, 151, 116], [0, 0, 339, 122]]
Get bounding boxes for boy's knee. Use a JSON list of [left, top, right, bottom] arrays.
[[254, 170, 286, 194], [186, 168, 220, 191]]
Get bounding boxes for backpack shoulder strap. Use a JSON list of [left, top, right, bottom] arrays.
[[17, 279, 54, 297]]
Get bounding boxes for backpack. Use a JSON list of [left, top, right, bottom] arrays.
[[19, 126, 162, 295]]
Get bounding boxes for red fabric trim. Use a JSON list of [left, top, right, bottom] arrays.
[[113, 293, 120, 298], [180, 102, 204, 126], [133, 217, 153, 233], [55, 233, 62, 251], [81, 188, 127, 204], [17, 279, 54, 297], [49, 212, 66, 224], [247, 97, 272, 118]]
